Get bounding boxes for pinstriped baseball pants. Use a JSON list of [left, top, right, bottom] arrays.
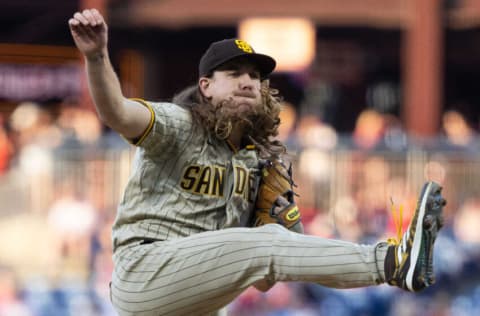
[[110, 224, 389, 316]]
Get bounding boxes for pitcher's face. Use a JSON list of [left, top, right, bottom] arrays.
[[199, 60, 262, 114]]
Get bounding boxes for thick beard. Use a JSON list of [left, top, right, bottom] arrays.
[[213, 98, 259, 139]]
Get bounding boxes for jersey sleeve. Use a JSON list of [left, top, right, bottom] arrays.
[[128, 98, 194, 154]]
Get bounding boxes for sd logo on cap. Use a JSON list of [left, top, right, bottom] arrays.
[[199, 38, 276, 79]]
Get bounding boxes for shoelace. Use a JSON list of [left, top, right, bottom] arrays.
[[387, 197, 404, 246]]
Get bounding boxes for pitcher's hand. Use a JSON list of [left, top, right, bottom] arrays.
[[68, 9, 107, 59]]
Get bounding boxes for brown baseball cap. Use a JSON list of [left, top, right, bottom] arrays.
[[199, 39, 276, 79]]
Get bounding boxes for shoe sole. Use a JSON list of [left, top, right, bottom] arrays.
[[405, 181, 445, 291]]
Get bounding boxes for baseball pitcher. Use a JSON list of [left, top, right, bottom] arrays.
[[69, 9, 447, 316]]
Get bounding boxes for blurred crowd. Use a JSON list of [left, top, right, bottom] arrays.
[[0, 99, 480, 316]]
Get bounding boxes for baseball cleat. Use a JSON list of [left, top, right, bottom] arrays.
[[385, 181, 446, 292]]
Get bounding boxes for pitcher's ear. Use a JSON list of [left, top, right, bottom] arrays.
[[198, 77, 211, 97]]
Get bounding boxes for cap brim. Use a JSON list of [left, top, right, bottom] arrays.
[[243, 53, 276, 78], [214, 53, 276, 79]]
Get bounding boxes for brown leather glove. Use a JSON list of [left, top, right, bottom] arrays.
[[252, 160, 303, 233]]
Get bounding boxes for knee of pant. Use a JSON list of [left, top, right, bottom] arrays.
[[253, 224, 292, 245]]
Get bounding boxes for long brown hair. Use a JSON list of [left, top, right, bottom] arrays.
[[172, 80, 286, 159]]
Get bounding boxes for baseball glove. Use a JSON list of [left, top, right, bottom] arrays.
[[252, 159, 303, 233]]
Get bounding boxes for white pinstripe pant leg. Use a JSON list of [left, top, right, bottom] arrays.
[[110, 224, 388, 316]]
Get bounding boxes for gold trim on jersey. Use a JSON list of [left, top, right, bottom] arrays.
[[129, 98, 155, 146], [226, 141, 256, 152]]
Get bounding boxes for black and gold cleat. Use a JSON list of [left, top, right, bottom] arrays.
[[385, 181, 446, 292]]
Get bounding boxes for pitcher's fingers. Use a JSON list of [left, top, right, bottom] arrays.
[[68, 18, 80, 27], [68, 19, 88, 36], [73, 12, 90, 26], [82, 9, 98, 26], [90, 8, 105, 26]]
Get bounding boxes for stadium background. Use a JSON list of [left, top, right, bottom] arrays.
[[1, 0, 480, 315]]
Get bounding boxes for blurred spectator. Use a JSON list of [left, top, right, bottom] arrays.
[[441, 109, 478, 150], [454, 197, 480, 245], [46, 177, 98, 282], [295, 115, 338, 150], [382, 114, 408, 151], [56, 103, 102, 148], [306, 212, 335, 238], [295, 148, 333, 224], [9, 102, 62, 149], [354, 156, 391, 241], [298, 149, 332, 185], [330, 196, 362, 242], [292, 115, 338, 225], [352, 109, 386, 150], [9, 102, 61, 213], [424, 159, 447, 186]]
